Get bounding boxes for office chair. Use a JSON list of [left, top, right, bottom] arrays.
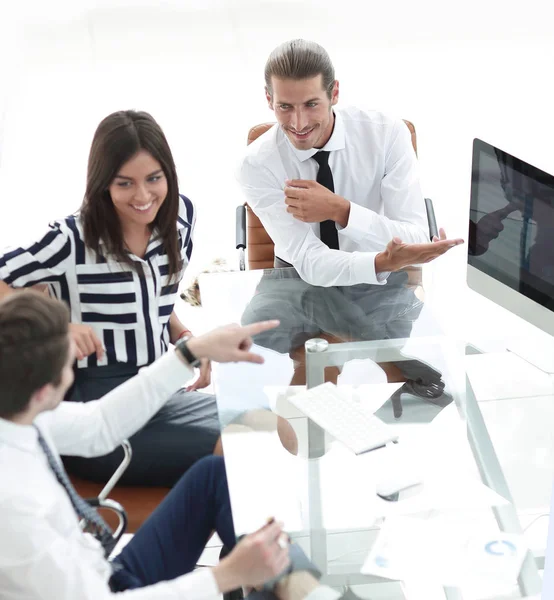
[[235, 119, 438, 272]]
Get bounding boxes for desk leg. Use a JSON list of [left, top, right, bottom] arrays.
[[307, 419, 327, 459], [305, 340, 330, 574], [305, 338, 327, 389], [443, 587, 464, 600], [465, 375, 542, 597], [305, 338, 329, 459], [307, 458, 327, 574]]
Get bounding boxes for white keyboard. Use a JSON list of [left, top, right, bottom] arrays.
[[289, 382, 398, 455]]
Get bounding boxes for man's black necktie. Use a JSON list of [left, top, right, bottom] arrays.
[[313, 150, 339, 250], [34, 425, 115, 557]]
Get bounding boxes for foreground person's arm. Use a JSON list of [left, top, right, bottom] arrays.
[[0, 515, 288, 600], [48, 321, 279, 457]]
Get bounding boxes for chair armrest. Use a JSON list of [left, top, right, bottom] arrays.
[[236, 205, 246, 250], [424, 197, 438, 241], [86, 497, 128, 550], [236, 204, 247, 271], [98, 440, 132, 501]]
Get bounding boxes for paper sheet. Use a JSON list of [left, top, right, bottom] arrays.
[[362, 515, 528, 588], [222, 430, 305, 535]]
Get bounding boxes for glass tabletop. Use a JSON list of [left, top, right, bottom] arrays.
[[198, 267, 543, 599]]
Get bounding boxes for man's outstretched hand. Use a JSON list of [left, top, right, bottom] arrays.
[[375, 228, 464, 273], [185, 320, 280, 365]]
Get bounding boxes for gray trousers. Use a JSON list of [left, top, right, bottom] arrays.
[[241, 267, 423, 355], [63, 364, 220, 487]]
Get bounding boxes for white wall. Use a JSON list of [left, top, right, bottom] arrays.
[[1, 0, 553, 304]]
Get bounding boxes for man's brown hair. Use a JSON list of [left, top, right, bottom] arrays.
[[264, 39, 336, 100], [0, 292, 70, 418]]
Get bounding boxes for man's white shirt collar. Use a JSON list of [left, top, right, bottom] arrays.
[[0, 416, 38, 454]]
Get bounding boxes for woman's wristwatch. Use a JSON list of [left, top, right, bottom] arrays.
[[175, 335, 201, 368]]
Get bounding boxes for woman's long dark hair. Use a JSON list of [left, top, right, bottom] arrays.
[[81, 110, 182, 282]]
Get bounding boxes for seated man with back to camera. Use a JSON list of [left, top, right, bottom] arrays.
[[0, 291, 345, 599], [237, 39, 464, 403]]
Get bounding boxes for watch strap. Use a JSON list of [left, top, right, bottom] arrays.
[[175, 336, 201, 368]]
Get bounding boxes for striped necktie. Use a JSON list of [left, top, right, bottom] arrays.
[[34, 425, 115, 557]]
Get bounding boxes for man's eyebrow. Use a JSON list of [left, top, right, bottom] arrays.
[[114, 169, 163, 181], [277, 98, 320, 105]]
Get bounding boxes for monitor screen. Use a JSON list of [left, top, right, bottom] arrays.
[[468, 138, 554, 312]]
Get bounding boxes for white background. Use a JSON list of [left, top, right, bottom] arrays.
[[1, 0, 553, 294], [1, 2, 554, 593]]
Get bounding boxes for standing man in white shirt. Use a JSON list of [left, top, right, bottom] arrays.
[[237, 39, 464, 401], [0, 291, 336, 599]]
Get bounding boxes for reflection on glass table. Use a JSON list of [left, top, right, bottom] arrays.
[[199, 268, 543, 599], [202, 266, 451, 407]]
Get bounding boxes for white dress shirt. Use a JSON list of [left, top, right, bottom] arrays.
[[0, 351, 223, 600], [237, 107, 429, 287]]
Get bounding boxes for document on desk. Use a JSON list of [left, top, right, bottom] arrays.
[[368, 407, 511, 517], [222, 430, 305, 535], [465, 351, 554, 401], [362, 515, 528, 590]]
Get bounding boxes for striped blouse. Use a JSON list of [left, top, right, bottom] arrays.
[[0, 194, 195, 369]]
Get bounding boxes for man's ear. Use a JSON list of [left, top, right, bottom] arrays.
[[28, 383, 53, 414], [265, 87, 274, 110], [331, 80, 339, 106]]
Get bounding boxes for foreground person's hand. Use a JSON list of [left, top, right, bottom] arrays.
[[212, 520, 290, 592], [186, 320, 280, 365]]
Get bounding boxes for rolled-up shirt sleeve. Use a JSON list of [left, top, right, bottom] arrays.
[[237, 161, 383, 288], [0, 222, 72, 287]]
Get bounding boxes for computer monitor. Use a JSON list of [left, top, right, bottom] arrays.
[[467, 138, 554, 346]]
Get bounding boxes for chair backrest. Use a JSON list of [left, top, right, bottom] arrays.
[[244, 120, 418, 270]]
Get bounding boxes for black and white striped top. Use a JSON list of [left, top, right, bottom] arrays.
[[0, 195, 195, 369]]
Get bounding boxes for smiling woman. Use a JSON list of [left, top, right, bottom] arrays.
[[0, 110, 221, 487]]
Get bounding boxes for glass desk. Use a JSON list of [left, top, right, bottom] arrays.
[[198, 267, 546, 599]]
